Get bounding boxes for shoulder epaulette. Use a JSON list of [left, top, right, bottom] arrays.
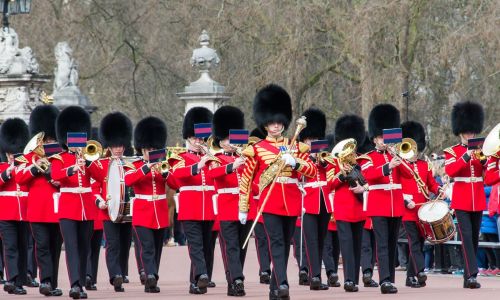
[[356, 154, 372, 162], [15, 155, 28, 164], [124, 161, 137, 170], [443, 147, 456, 158], [298, 142, 310, 153], [50, 154, 63, 162], [242, 144, 255, 158]]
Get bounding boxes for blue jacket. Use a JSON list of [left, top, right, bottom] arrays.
[[481, 186, 497, 234]]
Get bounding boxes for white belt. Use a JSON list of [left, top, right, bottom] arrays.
[[275, 177, 299, 184], [369, 184, 402, 191], [135, 194, 167, 201], [303, 181, 327, 188], [454, 177, 483, 183], [60, 187, 92, 193], [0, 191, 28, 197], [179, 185, 215, 192], [217, 188, 239, 194]]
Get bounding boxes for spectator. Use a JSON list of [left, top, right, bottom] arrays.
[[480, 185, 500, 276]]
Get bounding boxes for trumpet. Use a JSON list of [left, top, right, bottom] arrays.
[[318, 151, 335, 165], [397, 138, 418, 161], [83, 140, 103, 161], [32, 156, 50, 173], [197, 136, 221, 164], [152, 160, 170, 174], [473, 149, 487, 161]]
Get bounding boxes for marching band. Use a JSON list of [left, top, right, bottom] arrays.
[[0, 83, 498, 300]]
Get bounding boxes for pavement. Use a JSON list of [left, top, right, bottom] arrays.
[[7, 239, 500, 299]]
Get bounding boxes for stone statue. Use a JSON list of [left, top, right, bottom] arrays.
[[190, 30, 220, 72], [53, 42, 79, 92], [0, 28, 39, 75]]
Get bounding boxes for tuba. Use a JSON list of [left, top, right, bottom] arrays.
[[23, 132, 50, 172], [482, 123, 500, 157], [83, 140, 103, 161], [331, 138, 368, 193]]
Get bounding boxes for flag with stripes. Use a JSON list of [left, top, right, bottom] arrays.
[[467, 137, 485, 150], [310, 139, 329, 153], [194, 123, 212, 138], [67, 132, 87, 148], [148, 148, 166, 163], [43, 143, 63, 156], [229, 129, 249, 145], [383, 128, 402, 144]]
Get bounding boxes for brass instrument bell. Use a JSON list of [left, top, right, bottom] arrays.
[[482, 123, 500, 156], [83, 140, 103, 161], [397, 138, 418, 161]]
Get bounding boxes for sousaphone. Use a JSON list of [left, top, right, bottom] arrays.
[[483, 123, 500, 156]]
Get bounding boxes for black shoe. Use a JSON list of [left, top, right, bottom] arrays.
[[40, 282, 52, 296], [269, 289, 290, 300], [145, 274, 157, 290], [277, 284, 289, 298], [189, 283, 207, 294], [310, 277, 329, 290], [26, 273, 40, 287], [344, 281, 359, 292], [69, 286, 81, 299], [463, 277, 481, 289], [11, 286, 27, 295], [79, 291, 88, 299], [145, 286, 160, 293], [405, 277, 421, 288], [362, 271, 373, 285], [197, 274, 209, 289], [364, 279, 379, 287], [227, 279, 246, 296], [298, 270, 309, 286], [327, 273, 340, 287], [84, 276, 96, 291], [123, 276, 129, 284], [50, 288, 63, 296], [380, 282, 398, 294], [417, 272, 427, 285], [139, 271, 146, 285], [208, 281, 216, 288], [112, 275, 124, 292], [4, 281, 16, 293], [260, 271, 270, 284]]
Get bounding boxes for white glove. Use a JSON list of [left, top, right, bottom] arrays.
[[239, 211, 248, 225], [98, 199, 108, 210], [281, 153, 296, 168], [407, 200, 416, 209]]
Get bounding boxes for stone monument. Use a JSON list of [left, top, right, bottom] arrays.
[[176, 30, 232, 113], [52, 41, 96, 112]]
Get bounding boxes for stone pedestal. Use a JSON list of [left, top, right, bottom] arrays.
[[53, 86, 96, 113]]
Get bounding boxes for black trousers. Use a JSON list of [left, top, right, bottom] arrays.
[[361, 228, 376, 273], [403, 221, 424, 277], [86, 229, 103, 284], [322, 230, 340, 275], [337, 220, 364, 284], [209, 230, 217, 281], [291, 225, 306, 271], [103, 221, 132, 282], [59, 219, 93, 287], [219, 221, 251, 283], [483, 233, 500, 269], [133, 226, 165, 279], [254, 222, 271, 274], [181, 220, 214, 283], [263, 213, 296, 290], [132, 227, 144, 275], [302, 201, 330, 279], [27, 227, 38, 279], [455, 210, 482, 279], [371, 216, 401, 284], [0, 221, 28, 286], [0, 237, 4, 277], [30, 222, 62, 288]]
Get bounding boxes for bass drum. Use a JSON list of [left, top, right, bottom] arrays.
[[417, 200, 455, 244], [107, 159, 132, 223]]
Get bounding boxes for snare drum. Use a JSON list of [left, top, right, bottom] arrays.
[[417, 200, 455, 244], [107, 159, 132, 223]]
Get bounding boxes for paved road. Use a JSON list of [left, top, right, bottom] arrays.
[[8, 239, 500, 299]]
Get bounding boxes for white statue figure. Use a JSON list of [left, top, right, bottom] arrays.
[[53, 42, 79, 92], [0, 28, 39, 74], [190, 30, 220, 72]]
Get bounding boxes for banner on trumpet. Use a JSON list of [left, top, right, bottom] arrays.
[[43, 143, 63, 156], [194, 123, 212, 138], [467, 137, 485, 150], [383, 128, 402, 144], [67, 132, 87, 148], [148, 148, 166, 163], [310, 139, 329, 153], [229, 129, 249, 145]]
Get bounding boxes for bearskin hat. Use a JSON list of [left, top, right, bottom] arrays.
[[99, 112, 132, 148], [451, 101, 484, 136], [182, 107, 213, 139], [368, 104, 401, 139], [357, 133, 375, 154], [334, 114, 366, 145], [29, 105, 59, 140], [401, 121, 426, 151], [213, 106, 245, 144], [326, 133, 335, 152], [0, 118, 30, 154], [250, 127, 266, 139], [299, 108, 326, 141], [134, 116, 167, 153], [253, 84, 292, 132], [56, 106, 91, 146]]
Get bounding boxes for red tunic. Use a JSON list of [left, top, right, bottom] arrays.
[[90, 179, 104, 230], [124, 160, 173, 229], [303, 159, 333, 214], [359, 150, 408, 217], [364, 217, 373, 230], [15, 152, 59, 223], [170, 151, 216, 221], [0, 163, 28, 221], [401, 159, 440, 222], [50, 152, 96, 221], [444, 144, 486, 212], [485, 154, 500, 186]]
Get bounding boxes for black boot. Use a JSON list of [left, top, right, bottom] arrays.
[[227, 279, 245, 296], [298, 270, 309, 286], [344, 281, 359, 292], [417, 272, 427, 286], [363, 271, 378, 287], [39, 281, 52, 296], [112, 275, 124, 292], [405, 277, 421, 288], [69, 286, 81, 299], [123, 276, 129, 284], [189, 283, 207, 294], [197, 274, 209, 289], [327, 272, 340, 287], [139, 271, 146, 285], [380, 281, 398, 294], [260, 271, 270, 284], [26, 273, 40, 288], [4, 281, 16, 293], [85, 275, 96, 291], [144, 274, 160, 293], [310, 277, 329, 290], [50, 288, 63, 296], [463, 276, 481, 289]]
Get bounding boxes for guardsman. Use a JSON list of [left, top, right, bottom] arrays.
[[238, 84, 316, 300], [169, 107, 216, 295], [87, 112, 133, 292], [358, 104, 407, 294], [207, 106, 248, 296], [297, 108, 332, 291], [0, 118, 30, 295], [400, 121, 441, 288], [444, 101, 486, 289], [327, 114, 367, 292], [16, 105, 63, 296], [124, 117, 173, 293], [50, 106, 96, 299]]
